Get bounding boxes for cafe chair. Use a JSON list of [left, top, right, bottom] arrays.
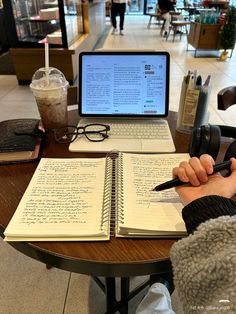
[[166, 12, 190, 42], [147, 4, 165, 36], [217, 86, 236, 111]]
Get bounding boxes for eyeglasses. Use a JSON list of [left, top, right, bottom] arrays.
[[53, 124, 110, 143]]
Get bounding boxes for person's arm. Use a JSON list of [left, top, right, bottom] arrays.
[[136, 155, 236, 314], [181, 194, 236, 234], [173, 154, 236, 203], [172, 154, 236, 232], [170, 215, 236, 313], [170, 154, 236, 313]]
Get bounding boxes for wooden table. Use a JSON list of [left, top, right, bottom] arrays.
[[0, 111, 228, 313]]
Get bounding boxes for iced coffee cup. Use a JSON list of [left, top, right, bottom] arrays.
[[30, 67, 69, 130]]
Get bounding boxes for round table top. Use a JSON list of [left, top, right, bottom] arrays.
[[0, 111, 229, 277]]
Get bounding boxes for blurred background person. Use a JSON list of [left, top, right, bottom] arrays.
[[111, 0, 130, 35], [158, 0, 176, 37]]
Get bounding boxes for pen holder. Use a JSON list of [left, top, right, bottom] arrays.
[[176, 77, 210, 133]]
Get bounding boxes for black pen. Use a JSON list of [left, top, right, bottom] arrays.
[[152, 160, 231, 192]]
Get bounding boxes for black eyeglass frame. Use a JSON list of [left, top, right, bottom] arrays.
[[53, 124, 110, 143]]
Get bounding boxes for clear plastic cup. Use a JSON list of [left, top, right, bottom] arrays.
[[30, 67, 69, 130]]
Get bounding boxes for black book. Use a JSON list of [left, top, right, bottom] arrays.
[[0, 119, 45, 164]]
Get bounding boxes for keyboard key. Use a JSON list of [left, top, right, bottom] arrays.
[[108, 122, 170, 139]]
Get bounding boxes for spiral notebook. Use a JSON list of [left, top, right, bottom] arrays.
[[4, 153, 188, 242]]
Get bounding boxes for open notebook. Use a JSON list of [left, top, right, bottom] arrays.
[[4, 153, 189, 241], [69, 51, 175, 153]]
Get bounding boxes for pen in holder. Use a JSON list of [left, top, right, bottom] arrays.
[[176, 71, 211, 133]]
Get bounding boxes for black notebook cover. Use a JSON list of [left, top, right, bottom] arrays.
[[0, 119, 39, 152], [0, 119, 45, 164]]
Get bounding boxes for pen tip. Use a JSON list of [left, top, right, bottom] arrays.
[[151, 187, 162, 192]]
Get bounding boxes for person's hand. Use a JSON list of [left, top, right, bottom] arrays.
[[172, 154, 236, 205]]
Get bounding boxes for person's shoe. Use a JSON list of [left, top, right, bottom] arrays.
[[111, 28, 117, 35], [120, 30, 124, 36], [149, 273, 174, 294], [163, 31, 168, 38]]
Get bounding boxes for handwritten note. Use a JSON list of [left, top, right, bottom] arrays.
[[123, 154, 188, 206], [118, 153, 189, 232], [5, 158, 109, 239]]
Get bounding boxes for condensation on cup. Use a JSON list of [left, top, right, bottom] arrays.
[[30, 67, 69, 130]]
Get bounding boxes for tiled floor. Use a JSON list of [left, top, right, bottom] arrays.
[[0, 14, 236, 314]]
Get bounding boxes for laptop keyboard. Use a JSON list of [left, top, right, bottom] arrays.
[[108, 121, 171, 139]]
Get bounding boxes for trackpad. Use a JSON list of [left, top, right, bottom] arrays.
[[141, 140, 175, 152], [69, 138, 142, 152]]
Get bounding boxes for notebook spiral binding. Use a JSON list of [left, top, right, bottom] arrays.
[[117, 153, 124, 225], [106, 150, 120, 236], [101, 156, 113, 234]]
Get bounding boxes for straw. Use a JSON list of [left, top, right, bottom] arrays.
[[45, 40, 49, 86]]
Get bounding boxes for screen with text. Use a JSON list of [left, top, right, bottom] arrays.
[[80, 54, 169, 116]]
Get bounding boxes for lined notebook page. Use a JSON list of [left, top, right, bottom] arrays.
[[4, 158, 109, 241], [117, 153, 189, 235]]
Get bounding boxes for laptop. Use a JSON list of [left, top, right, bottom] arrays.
[[69, 51, 175, 153]]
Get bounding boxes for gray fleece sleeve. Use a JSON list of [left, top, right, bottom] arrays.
[[170, 216, 236, 314], [182, 195, 236, 234]]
